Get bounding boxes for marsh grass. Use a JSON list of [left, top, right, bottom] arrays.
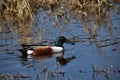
[[0, 0, 33, 20], [0, 0, 114, 23], [0, 0, 116, 33]]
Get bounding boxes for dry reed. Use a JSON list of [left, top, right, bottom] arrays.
[[0, 0, 114, 21], [0, 0, 117, 39], [0, 0, 34, 20]]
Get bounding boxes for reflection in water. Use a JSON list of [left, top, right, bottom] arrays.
[[56, 56, 76, 65], [20, 52, 76, 66], [17, 47, 76, 80], [92, 64, 114, 80]]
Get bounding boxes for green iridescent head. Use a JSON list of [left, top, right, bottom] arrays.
[[55, 36, 75, 47]]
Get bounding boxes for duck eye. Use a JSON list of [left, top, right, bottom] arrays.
[[60, 37, 64, 40]]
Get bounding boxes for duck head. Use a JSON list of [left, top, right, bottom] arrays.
[[55, 36, 75, 47]]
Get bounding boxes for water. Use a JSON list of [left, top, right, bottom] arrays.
[[0, 9, 120, 80]]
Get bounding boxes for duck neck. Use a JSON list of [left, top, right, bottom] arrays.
[[55, 44, 63, 47], [55, 41, 64, 47]]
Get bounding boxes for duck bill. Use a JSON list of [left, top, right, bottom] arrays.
[[65, 38, 75, 45]]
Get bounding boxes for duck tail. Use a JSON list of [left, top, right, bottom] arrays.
[[18, 49, 28, 58]]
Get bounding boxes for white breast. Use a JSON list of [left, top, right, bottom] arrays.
[[51, 46, 63, 53], [27, 50, 34, 55]]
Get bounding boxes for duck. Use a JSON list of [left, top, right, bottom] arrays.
[[19, 36, 75, 58]]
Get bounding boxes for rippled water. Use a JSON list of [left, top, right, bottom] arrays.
[[0, 8, 120, 80]]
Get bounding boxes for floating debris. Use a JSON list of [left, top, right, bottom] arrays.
[[111, 48, 117, 51], [7, 51, 14, 54], [98, 41, 120, 48], [0, 73, 30, 80], [79, 70, 86, 73], [118, 69, 120, 73]]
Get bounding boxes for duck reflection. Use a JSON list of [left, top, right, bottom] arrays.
[[56, 55, 76, 65], [20, 52, 76, 66]]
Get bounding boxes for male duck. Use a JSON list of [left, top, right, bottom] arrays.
[[19, 36, 75, 58]]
